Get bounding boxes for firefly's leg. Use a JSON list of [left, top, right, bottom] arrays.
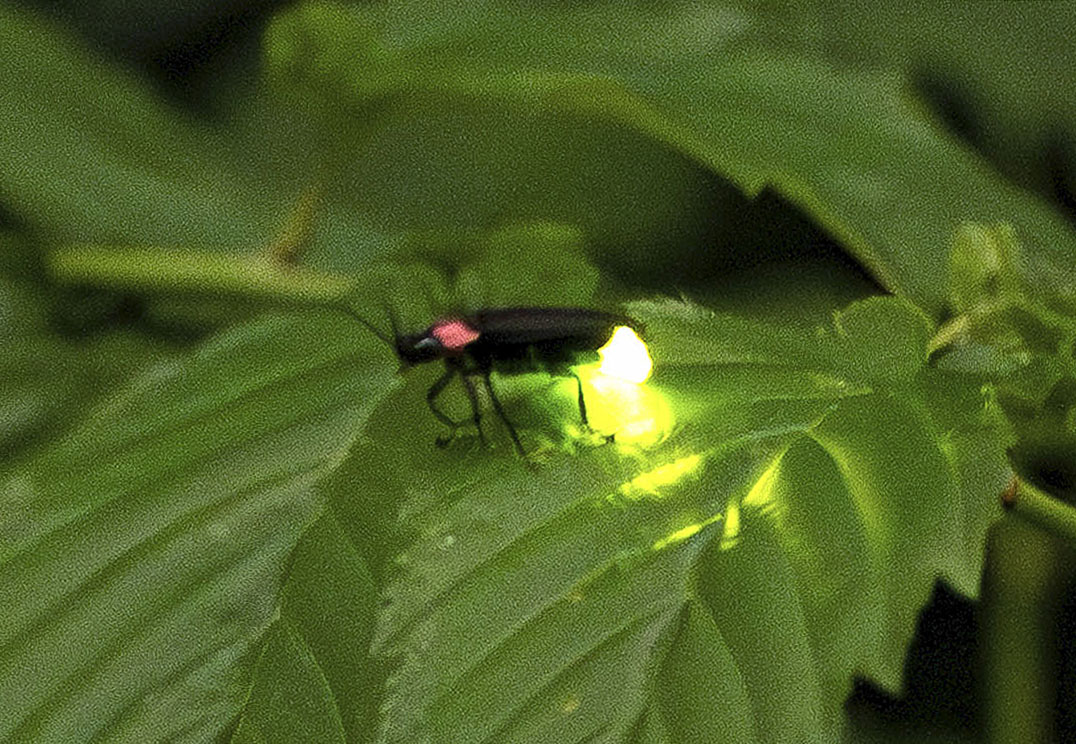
[[482, 370, 525, 456], [571, 371, 613, 444], [570, 372, 589, 427], [427, 365, 462, 445], [460, 372, 487, 446]]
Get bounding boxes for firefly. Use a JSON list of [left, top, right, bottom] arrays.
[[341, 305, 652, 455]]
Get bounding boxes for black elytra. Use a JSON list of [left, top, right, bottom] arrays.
[[344, 305, 640, 455]]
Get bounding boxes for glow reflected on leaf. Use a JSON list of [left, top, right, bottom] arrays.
[[743, 455, 781, 514], [556, 325, 669, 447], [720, 499, 741, 550], [721, 455, 783, 550], [617, 454, 702, 501], [568, 367, 672, 448], [652, 512, 723, 551]]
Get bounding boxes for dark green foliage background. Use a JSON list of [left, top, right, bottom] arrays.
[[1, 2, 1075, 743]]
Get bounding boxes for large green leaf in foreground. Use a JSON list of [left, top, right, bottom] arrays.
[[0, 312, 396, 743], [251, 297, 1007, 744]]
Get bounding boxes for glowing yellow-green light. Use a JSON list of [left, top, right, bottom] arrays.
[[743, 456, 781, 511], [598, 326, 652, 383], [569, 366, 671, 449], [721, 455, 782, 550], [719, 499, 741, 550], [618, 454, 702, 500], [562, 326, 665, 447], [652, 513, 723, 551]]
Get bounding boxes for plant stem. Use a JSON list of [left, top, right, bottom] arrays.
[[1002, 477, 1076, 550], [48, 245, 355, 305]]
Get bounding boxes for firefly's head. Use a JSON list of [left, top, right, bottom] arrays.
[[395, 318, 481, 366], [395, 332, 445, 366]]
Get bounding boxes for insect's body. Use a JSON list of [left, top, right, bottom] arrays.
[[451, 307, 632, 371], [343, 304, 646, 455]]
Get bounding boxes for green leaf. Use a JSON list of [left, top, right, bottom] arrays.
[[232, 620, 347, 744], [0, 261, 172, 462], [656, 601, 757, 744], [264, 1, 1076, 316], [0, 5, 277, 245], [366, 297, 1005, 743], [750, 438, 882, 715], [0, 311, 396, 743], [0, 276, 81, 456], [697, 500, 826, 742], [933, 224, 1076, 494], [455, 222, 598, 308], [235, 511, 382, 744], [949, 222, 1014, 315]]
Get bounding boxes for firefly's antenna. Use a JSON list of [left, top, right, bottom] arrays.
[[385, 303, 401, 342], [334, 302, 393, 345]]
